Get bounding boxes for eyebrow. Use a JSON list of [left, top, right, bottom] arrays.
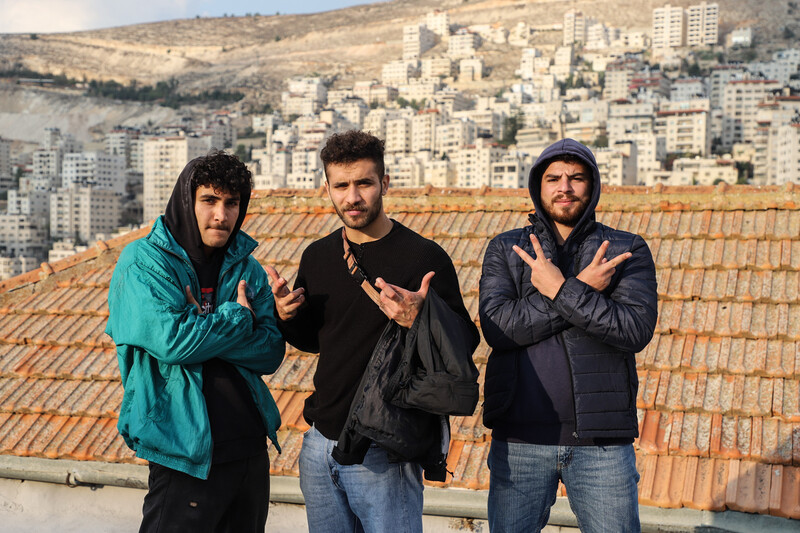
[[544, 172, 587, 179]]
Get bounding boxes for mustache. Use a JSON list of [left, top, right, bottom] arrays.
[[342, 203, 366, 212], [553, 194, 581, 202], [207, 224, 231, 230]]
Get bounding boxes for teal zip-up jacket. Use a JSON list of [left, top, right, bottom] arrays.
[[105, 216, 284, 479]]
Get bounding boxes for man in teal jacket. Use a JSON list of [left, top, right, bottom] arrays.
[[106, 150, 284, 532]]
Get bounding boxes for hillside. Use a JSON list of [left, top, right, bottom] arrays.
[[0, 0, 796, 142]]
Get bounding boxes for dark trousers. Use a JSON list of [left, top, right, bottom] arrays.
[[140, 450, 270, 533]]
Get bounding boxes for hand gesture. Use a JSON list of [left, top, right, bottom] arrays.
[[265, 265, 305, 321], [577, 241, 632, 292], [374, 271, 435, 328], [512, 234, 565, 300], [236, 280, 254, 314]]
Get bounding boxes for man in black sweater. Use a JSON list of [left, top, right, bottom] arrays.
[[266, 130, 476, 533]]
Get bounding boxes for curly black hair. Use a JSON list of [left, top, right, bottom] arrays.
[[320, 130, 385, 179], [191, 150, 252, 196]]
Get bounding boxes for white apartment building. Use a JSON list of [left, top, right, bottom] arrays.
[[432, 87, 472, 115], [509, 22, 533, 47], [105, 129, 141, 169], [382, 60, 419, 85], [671, 78, 706, 101], [385, 154, 424, 187], [490, 152, 527, 188], [353, 82, 398, 106], [756, 96, 800, 185], [425, 10, 450, 38], [585, 23, 617, 50], [421, 56, 455, 79], [721, 79, 782, 149], [42, 127, 82, 153], [595, 148, 637, 185], [364, 108, 409, 140], [424, 159, 456, 187], [453, 138, 504, 188], [608, 101, 656, 143], [398, 81, 439, 105], [728, 27, 753, 47], [518, 48, 545, 81], [62, 151, 126, 194], [291, 149, 321, 177], [386, 117, 412, 154], [411, 110, 443, 153], [435, 119, 477, 157], [614, 134, 665, 182], [50, 186, 122, 243], [612, 31, 649, 50], [748, 49, 800, 86], [403, 24, 436, 60], [7, 189, 49, 219], [686, 2, 719, 46], [629, 73, 671, 102], [48, 240, 89, 263], [459, 57, 484, 82], [331, 99, 370, 129], [0, 213, 47, 259], [654, 109, 711, 155], [285, 170, 322, 190], [453, 109, 505, 139], [281, 77, 328, 119], [672, 156, 737, 185], [652, 4, 685, 50], [448, 31, 481, 59], [604, 61, 639, 101], [0, 137, 10, 191], [563, 10, 594, 46], [142, 135, 208, 221], [33, 149, 63, 182], [252, 114, 276, 133], [269, 149, 292, 187], [709, 65, 746, 109], [0, 255, 38, 281], [773, 123, 800, 185]]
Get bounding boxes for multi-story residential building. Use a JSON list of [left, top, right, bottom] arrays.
[[421, 56, 455, 79], [453, 138, 504, 187], [686, 2, 719, 46], [453, 109, 504, 140], [398, 80, 440, 104], [0, 214, 47, 259], [0, 137, 11, 191], [607, 101, 655, 143], [364, 108, 409, 140], [142, 135, 208, 221], [595, 147, 638, 185], [7, 189, 49, 219], [613, 134, 665, 183], [331, 98, 370, 130], [518, 48, 544, 81], [42, 127, 82, 153], [203, 111, 237, 150], [105, 128, 141, 169], [721, 79, 782, 149], [386, 117, 412, 154], [0, 255, 39, 281], [424, 159, 456, 187], [411, 109, 443, 153], [754, 96, 800, 185], [425, 10, 450, 38], [747, 49, 800, 86], [629, 73, 671, 102], [728, 27, 753, 47], [670, 78, 706, 101], [447, 30, 481, 58], [285, 169, 322, 189], [655, 109, 711, 155], [281, 77, 328, 119], [709, 65, 746, 109], [672, 156, 737, 185], [62, 151, 126, 194], [515, 128, 559, 158], [773, 123, 800, 185], [604, 60, 640, 100], [435, 118, 477, 157], [490, 152, 528, 188], [652, 4, 685, 50], [50, 186, 122, 243], [563, 10, 592, 46], [353, 81, 398, 106], [459, 57, 484, 82], [382, 60, 419, 85], [585, 23, 617, 50], [432, 87, 472, 115], [385, 154, 424, 187], [403, 24, 436, 60]]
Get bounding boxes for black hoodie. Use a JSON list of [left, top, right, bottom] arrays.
[[164, 157, 266, 463]]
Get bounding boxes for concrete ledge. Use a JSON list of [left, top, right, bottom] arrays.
[[1, 457, 796, 533]]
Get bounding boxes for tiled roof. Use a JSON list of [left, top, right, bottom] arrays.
[[1, 183, 799, 519]]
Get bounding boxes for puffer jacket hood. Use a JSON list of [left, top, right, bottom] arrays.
[[527, 138, 601, 245]]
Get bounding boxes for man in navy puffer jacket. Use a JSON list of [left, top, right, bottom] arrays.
[[479, 138, 658, 533]]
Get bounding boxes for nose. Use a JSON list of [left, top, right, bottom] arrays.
[[213, 201, 228, 222], [345, 184, 362, 205], [557, 175, 574, 193]]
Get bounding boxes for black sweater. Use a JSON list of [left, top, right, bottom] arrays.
[[278, 221, 476, 440]]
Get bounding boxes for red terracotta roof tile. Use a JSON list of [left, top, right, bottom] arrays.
[[726, 460, 771, 514]]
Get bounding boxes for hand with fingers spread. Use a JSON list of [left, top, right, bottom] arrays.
[[374, 271, 435, 328], [577, 241, 632, 292], [512, 233, 565, 300], [265, 265, 305, 321]]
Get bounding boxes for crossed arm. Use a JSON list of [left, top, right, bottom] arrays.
[[479, 232, 657, 352]]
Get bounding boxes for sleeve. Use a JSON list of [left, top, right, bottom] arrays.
[[478, 235, 571, 350], [107, 257, 257, 366], [549, 235, 658, 353], [427, 246, 480, 349], [215, 260, 285, 375], [275, 248, 322, 353]]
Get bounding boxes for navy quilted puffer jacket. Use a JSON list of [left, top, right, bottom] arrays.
[[479, 139, 658, 439]]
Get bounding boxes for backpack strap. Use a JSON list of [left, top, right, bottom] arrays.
[[342, 228, 382, 307]]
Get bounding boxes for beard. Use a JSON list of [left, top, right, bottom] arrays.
[[333, 196, 383, 230], [542, 193, 590, 227]]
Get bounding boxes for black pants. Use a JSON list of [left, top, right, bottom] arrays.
[[140, 451, 270, 533]]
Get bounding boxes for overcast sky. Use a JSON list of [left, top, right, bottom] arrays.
[[0, 0, 388, 34]]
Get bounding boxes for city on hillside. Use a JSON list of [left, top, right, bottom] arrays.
[[1, 3, 799, 280]]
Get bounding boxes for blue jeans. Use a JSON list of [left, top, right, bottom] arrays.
[[299, 425, 424, 533], [487, 440, 640, 533]]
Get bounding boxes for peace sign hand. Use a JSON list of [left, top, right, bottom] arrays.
[[576, 241, 632, 292], [512, 233, 565, 300]]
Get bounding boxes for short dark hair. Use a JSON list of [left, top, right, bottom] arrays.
[[320, 130, 385, 179], [191, 150, 252, 197]]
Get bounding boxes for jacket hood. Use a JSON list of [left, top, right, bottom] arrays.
[[164, 156, 251, 268], [527, 138, 601, 244]]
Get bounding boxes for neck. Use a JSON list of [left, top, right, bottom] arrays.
[[552, 221, 573, 246], [345, 213, 393, 244]]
